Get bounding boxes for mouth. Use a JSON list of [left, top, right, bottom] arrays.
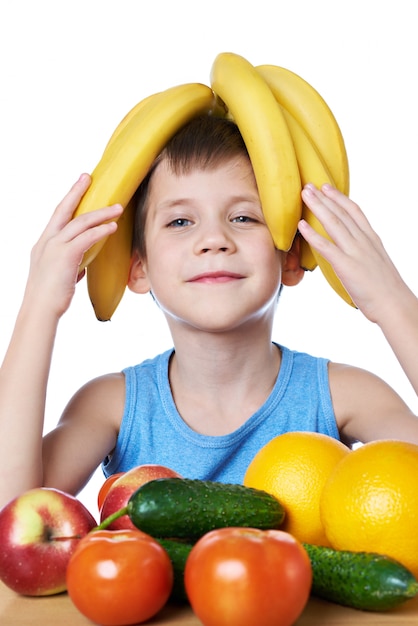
[[187, 271, 244, 284]]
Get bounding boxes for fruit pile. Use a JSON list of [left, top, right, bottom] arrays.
[[245, 433, 418, 582], [1, 441, 418, 625], [75, 50, 353, 321]]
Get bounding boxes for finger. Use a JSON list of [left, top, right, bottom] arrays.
[[298, 218, 337, 258], [60, 203, 123, 244], [305, 183, 375, 238], [302, 184, 350, 220], [302, 184, 364, 244], [53, 173, 92, 224], [38, 174, 93, 242], [320, 184, 375, 232], [73, 220, 119, 265]]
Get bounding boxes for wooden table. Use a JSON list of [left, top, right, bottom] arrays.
[[1, 582, 418, 625]]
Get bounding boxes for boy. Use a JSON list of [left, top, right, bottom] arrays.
[[1, 115, 417, 508]]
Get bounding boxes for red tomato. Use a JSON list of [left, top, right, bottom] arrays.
[[66, 529, 173, 625], [184, 527, 312, 626], [97, 472, 124, 510]]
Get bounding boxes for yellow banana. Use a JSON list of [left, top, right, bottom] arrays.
[[86, 196, 135, 321], [73, 82, 218, 270], [281, 108, 354, 306], [210, 52, 302, 251], [83, 94, 158, 320], [256, 64, 349, 196], [224, 105, 315, 272], [102, 91, 161, 154], [299, 235, 318, 272]]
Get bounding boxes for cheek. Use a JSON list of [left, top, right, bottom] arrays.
[[260, 244, 283, 276], [262, 250, 284, 293], [144, 253, 177, 302]]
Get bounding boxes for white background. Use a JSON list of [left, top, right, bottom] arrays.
[[1, 1, 417, 518]]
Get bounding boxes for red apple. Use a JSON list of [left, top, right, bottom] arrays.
[[97, 472, 125, 511], [100, 464, 182, 530], [0, 487, 97, 596]]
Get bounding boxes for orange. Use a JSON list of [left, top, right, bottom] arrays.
[[320, 439, 418, 578], [243, 431, 350, 545]]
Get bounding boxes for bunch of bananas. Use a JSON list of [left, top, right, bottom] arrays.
[[74, 52, 353, 320]]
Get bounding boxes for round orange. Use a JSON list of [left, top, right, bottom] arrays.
[[243, 431, 350, 545], [320, 439, 418, 578]]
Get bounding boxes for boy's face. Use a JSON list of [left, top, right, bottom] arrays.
[[134, 156, 285, 334]]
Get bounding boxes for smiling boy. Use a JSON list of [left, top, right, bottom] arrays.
[[0, 115, 417, 507]]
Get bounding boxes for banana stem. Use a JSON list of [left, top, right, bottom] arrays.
[[92, 505, 129, 531]]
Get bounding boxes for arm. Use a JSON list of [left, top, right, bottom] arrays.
[[0, 175, 123, 506], [329, 363, 418, 445], [299, 183, 418, 398], [42, 373, 125, 496]]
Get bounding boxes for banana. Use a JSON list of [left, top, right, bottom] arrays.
[[210, 52, 302, 252], [86, 196, 135, 321], [73, 82, 218, 270], [256, 64, 349, 196], [77, 53, 353, 315], [83, 94, 158, 320], [102, 91, 161, 154], [280, 108, 354, 306], [299, 235, 318, 272], [223, 106, 315, 272]]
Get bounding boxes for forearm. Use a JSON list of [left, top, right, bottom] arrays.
[[375, 285, 418, 398], [0, 296, 60, 504], [0, 175, 125, 507], [299, 185, 418, 400]]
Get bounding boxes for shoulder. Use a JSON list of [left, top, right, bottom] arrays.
[[43, 372, 128, 492], [69, 347, 174, 422], [63, 372, 126, 431], [74, 371, 126, 398], [328, 361, 401, 400], [328, 362, 418, 443]]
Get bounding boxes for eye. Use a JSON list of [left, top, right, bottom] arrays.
[[231, 215, 256, 223], [168, 218, 192, 227]]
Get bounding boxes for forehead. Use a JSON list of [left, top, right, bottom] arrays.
[[148, 155, 257, 197]]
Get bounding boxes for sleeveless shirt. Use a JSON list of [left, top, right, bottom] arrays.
[[102, 344, 339, 484]]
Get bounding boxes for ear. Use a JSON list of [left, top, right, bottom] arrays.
[[281, 235, 305, 287], [127, 250, 151, 294]]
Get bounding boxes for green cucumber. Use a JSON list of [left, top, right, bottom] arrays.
[[98, 476, 418, 612], [156, 539, 193, 603], [155, 539, 418, 611], [303, 543, 418, 611], [126, 478, 285, 539]]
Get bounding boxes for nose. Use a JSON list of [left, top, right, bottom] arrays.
[[194, 219, 236, 254]]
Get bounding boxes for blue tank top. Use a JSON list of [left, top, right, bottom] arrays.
[[102, 344, 339, 484]]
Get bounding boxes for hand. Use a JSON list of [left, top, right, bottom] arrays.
[[299, 183, 407, 323], [25, 174, 123, 318]]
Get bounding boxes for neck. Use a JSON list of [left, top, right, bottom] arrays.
[[167, 326, 281, 435]]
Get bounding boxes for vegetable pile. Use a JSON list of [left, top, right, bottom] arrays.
[[1, 475, 417, 626]]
